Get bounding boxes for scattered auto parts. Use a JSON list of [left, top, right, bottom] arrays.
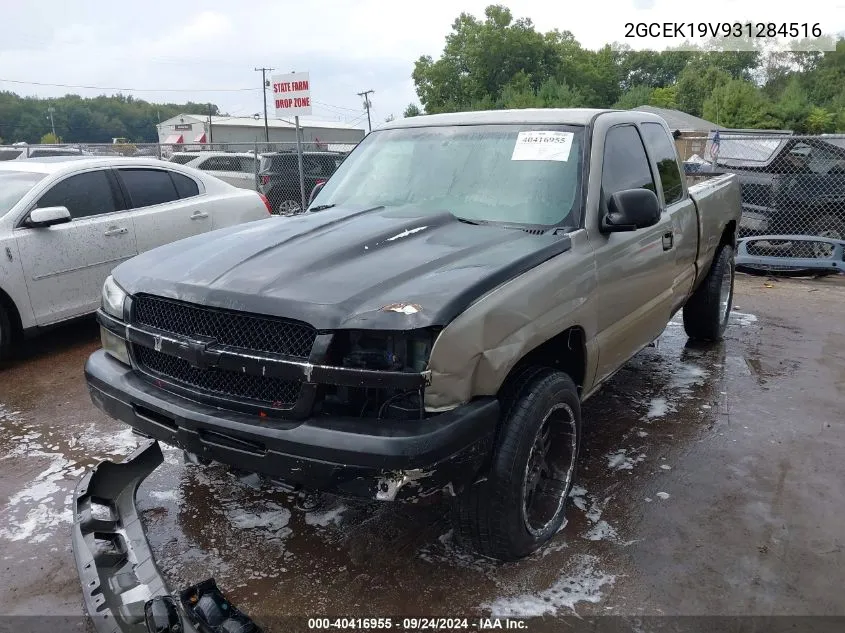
[[72, 439, 259, 633], [736, 235, 845, 275]]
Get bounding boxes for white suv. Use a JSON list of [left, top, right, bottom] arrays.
[[168, 152, 258, 190], [0, 157, 271, 358]]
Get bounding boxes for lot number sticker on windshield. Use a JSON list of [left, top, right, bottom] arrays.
[[511, 131, 574, 162]]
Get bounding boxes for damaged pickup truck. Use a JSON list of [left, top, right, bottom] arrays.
[[81, 109, 741, 577]]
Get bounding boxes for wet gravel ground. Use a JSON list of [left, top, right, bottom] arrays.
[[1, 274, 844, 629]]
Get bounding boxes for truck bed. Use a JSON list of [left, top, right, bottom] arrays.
[[687, 173, 742, 289]]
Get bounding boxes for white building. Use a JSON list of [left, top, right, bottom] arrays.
[[156, 113, 365, 150]]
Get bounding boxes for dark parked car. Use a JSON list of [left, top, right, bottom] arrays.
[[710, 135, 845, 248], [258, 150, 346, 215]]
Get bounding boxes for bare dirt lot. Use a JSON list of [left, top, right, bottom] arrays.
[[1, 274, 844, 630]]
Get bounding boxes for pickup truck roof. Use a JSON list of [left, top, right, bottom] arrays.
[[381, 108, 664, 129]]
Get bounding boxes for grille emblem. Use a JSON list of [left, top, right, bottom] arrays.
[[154, 335, 162, 352]]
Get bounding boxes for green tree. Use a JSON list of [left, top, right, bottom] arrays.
[[805, 107, 835, 133], [674, 63, 730, 117], [40, 132, 61, 144], [773, 77, 812, 132], [649, 86, 678, 109], [413, 5, 552, 113], [612, 85, 653, 110], [703, 79, 780, 129], [403, 103, 422, 117], [0, 92, 221, 143]]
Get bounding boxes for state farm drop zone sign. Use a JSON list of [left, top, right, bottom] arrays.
[[272, 71, 313, 116]]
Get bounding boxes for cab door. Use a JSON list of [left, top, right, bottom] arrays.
[[14, 169, 138, 325], [640, 122, 698, 313], [589, 124, 676, 383]]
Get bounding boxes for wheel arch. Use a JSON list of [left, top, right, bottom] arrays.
[[498, 326, 588, 398], [0, 284, 23, 340]]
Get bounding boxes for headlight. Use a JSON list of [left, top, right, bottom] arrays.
[[339, 330, 435, 373], [101, 327, 130, 365], [102, 275, 127, 320]]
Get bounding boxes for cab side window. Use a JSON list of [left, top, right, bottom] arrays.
[[641, 123, 684, 204], [601, 125, 656, 212]]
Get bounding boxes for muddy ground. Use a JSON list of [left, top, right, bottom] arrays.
[[1, 274, 843, 629]]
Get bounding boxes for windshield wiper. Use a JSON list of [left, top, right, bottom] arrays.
[[309, 204, 336, 212], [454, 216, 488, 226]]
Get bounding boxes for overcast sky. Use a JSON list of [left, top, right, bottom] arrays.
[[1, 0, 843, 132]]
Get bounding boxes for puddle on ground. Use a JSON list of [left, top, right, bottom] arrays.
[[0, 305, 796, 623]]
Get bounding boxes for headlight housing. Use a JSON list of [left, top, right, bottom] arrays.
[[338, 329, 435, 373], [101, 327, 130, 365], [102, 275, 127, 320]]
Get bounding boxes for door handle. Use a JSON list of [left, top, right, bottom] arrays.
[[662, 231, 674, 251], [191, 211, 209, 220], [104, 226, 128, 236]]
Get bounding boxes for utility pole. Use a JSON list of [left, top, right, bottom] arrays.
[[255, 67, 274, 143], [357, 89, 374, 133], [207, 103, 214, 145], [46, 106, 56, 139]]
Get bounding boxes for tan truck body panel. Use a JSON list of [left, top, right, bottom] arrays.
[[425, 111, 741, 411]]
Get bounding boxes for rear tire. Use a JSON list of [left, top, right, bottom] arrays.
[[453, 368, 581, 561], [683, 244, 735, 342], [277, 199, 302, 215]]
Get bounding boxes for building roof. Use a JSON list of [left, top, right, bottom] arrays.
[[632, 106, 722, 132], [159, 113, 363, 131]]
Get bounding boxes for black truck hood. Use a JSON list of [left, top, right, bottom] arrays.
[[113, 205, 572, 330]]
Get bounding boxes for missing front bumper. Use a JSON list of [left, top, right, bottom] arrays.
[[71, 439, 199, 633]]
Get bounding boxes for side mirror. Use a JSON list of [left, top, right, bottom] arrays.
[[27, 206, 72, 228], [308, 180, 327, 207], [601, 189, 661, 233]]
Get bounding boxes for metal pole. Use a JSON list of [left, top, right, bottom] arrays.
[[295, 116, 306, 211], [255, 67, 274, 143], [254, 141, 260, 194], [207, 103, 213, 146]]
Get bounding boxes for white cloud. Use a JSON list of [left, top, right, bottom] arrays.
[[0, 0, 842, 125]]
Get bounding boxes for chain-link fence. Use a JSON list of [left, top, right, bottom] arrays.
[[679, 133, 845, 273], [1, 141, 357, 215]]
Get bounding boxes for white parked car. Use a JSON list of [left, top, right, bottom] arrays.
[[0, 157, 272, 357], [168, 152, 258, 190], [0, 145, 87, 160]]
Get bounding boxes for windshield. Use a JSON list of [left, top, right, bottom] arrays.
[[0, 171, 46, 218], [311, 124, 584, 227]]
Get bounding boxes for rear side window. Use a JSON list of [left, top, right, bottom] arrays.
[[28, 149, 81, 157], [0, 150, 23, 161], [118, 169, 179, 208], [169, 154, 196, 165], [641, 123, 684, 204], [37, 170, 118, 218], [601, 125, 656, 202], [170, 172, 200, 198], [197, 156, 233, 171]]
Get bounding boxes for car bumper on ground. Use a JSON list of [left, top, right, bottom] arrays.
[[72, 440, 202, 633], [85, 350, 498, 500]]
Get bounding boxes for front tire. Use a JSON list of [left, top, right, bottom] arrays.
[[683, 244, 735, 342], [453, 368, 581, 561], [0, 303, 14, 361]]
